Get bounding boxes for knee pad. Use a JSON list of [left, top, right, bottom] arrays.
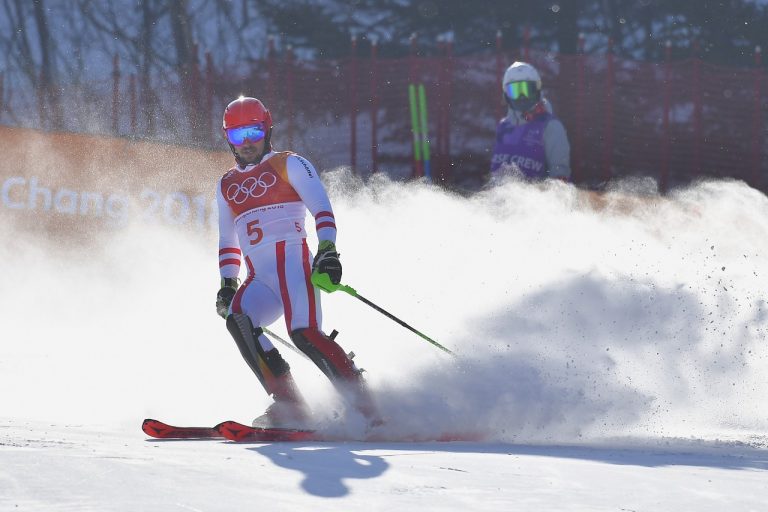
[[290, 327, 360, 381]]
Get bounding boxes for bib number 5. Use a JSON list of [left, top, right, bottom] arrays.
[[246, 219, 263, 245]]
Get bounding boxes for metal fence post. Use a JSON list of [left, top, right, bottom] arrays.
[[574, 33, 586, 184], [752, 46, 763, 187], [349, 35, 358, 174], [661, 40, 672, 193], [370, 36, 379, 174], [496, 30, 504, 122], [444, 35, 454, 183], [286, 45, 295, 148], [601, 38, 615, 183], [436, 35, 445, 180], [692, 40, 702, 178]]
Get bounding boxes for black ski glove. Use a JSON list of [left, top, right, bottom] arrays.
[[313, 240, 342, 285], [216, 277, 239, 318]]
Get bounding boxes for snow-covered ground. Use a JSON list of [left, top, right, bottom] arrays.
[[2, 419, 766, 511], [2, 171, 767, 509]]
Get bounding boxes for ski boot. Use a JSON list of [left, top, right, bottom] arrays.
[[252, 400, 311, 429], [252, 371, 311, 429]]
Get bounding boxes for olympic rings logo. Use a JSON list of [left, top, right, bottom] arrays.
[[225, 172, 277, 204]]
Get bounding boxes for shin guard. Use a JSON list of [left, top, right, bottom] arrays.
[[290, 328, 379, 421], [226, 313, 302, 403], [290, 327, 360, 381]]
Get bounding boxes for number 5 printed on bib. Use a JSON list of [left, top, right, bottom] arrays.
[[246, 219, 263, 245]]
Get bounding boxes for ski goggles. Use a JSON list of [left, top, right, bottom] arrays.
[[504, 81, 538, 100], [225, 124, 266, 145]]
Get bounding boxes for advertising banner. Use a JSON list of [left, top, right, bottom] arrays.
[[1, 126, 232, 237]]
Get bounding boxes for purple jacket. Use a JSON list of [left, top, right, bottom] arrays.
[[490, 105, 571, 180]]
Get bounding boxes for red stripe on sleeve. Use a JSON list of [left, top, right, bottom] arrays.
[[219, 248, 242, 256], [315, 221, 336, 231], [219, 258, 241, 268], [315, 211, 335, 220]]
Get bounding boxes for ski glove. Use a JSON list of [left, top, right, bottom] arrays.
[[313, 240, 342, 285], [216, 277, 239, 318]]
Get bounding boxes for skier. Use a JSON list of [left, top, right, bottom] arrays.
[[490, 61, 571, 181], [214, 96, 379, 429]]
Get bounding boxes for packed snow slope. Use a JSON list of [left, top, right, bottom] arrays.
[[2, 167, 768, 510]]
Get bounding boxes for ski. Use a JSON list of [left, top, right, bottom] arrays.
[[142, 419, 223, 439], [214, 421, 481, 442], [215, 420, 317, 442], [143, 418, 484, 443], [141, 418, 316, 442]]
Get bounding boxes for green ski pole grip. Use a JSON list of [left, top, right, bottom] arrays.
[[311, 271, 357, 295]]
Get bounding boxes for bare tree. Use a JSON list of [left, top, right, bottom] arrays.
[[31, 0, 65, 128], [0, 0, 38, 123], [169, 0, 197, 77], [3, 0, 36, 83]]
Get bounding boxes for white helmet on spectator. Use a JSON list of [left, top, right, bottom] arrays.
[[502, 61, 542, 113]]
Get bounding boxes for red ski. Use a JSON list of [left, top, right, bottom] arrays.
[[215, 420, 317, 442], [143, 418, 484, 443], [142, 418, 316, 442], [142, 419, 222, 439]]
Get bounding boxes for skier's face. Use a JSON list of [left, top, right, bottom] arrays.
[[234, 137, 265, 165]]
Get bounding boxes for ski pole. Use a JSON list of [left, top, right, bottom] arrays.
[[311, 272, 455, 356], [262, 326, 311, 360]]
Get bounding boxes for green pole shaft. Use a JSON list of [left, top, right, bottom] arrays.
[[352, 292, 455, 356], [311, 271, 455, 356], [408, 84, 422, 164]]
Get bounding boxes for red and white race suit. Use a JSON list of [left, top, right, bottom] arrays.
[[217, 151, 336, 336], [217, 150, 379, 422]]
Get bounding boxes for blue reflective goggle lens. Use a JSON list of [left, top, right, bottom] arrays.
[[226, 125, 266, 145], [505, 81, 535, 100]]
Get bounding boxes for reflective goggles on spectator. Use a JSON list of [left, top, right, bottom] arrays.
[[505, 81, 537, 100], [226, 124, 266, 145]]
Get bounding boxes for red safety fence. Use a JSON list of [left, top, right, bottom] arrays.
[[1, 43, 765, 193]]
